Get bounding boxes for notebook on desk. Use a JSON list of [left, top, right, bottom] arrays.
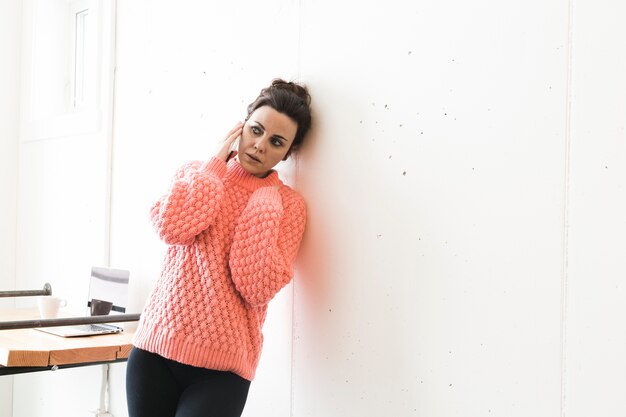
[[35, 323, 123, 337], [34, 266, 130, 338]]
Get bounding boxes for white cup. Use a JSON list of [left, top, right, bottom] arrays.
[[37, 296, 67, 319]]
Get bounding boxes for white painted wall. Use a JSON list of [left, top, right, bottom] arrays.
[[0, 0, 22, 415], [564, 2, 626, 416], [294, 1, 568, 415], [6, 0, 626, 417], [0, 0, 21, 301]]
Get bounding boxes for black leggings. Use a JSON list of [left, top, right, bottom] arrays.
[[126, 347, 251, 417]]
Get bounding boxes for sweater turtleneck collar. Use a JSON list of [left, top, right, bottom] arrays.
[[225, 158, 281, 190]]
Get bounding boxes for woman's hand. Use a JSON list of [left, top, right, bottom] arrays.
[[216, 122, 244, 161]]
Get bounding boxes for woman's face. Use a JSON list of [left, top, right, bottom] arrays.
[[238, 105, 298, 178]]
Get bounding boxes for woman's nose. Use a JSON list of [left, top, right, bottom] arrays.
[[253, 136, 266, 153]]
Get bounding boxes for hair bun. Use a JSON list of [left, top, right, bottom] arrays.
[[270, 79, 311, 105]]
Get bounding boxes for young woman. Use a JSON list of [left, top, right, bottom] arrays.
[[126, 79, 312, 417]]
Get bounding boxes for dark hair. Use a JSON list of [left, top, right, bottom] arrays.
[[246, 79, 312, 156]]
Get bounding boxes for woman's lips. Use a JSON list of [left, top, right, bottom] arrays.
[[245, 153, 262, 164]]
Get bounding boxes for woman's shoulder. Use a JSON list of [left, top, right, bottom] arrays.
[[278, 183, 306, 211], [174, 158, 227, 182], [167, 160, 204, 182]]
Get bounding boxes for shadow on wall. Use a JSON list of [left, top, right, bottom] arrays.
[[294, 79, 369, 327], [291, 80, 425, 399]]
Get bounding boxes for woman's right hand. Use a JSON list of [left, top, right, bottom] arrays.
[[216, 122, 244, 161]]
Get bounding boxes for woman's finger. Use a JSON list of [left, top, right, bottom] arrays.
[[223, 122, 244, 142], [215, 124, 243, 161], [225, 127, 242, 145]]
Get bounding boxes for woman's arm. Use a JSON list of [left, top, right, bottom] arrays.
[[229, 187, 307, 307], [150, 157, 227, 245]]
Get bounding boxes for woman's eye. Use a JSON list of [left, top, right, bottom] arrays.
[[271, 138, 283, 147], [251, 126, 261, 135]]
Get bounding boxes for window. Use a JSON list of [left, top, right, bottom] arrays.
[[21, 0, 115, 141]]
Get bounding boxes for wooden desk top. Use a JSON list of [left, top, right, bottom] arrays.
[[0, 308, 136, 368]]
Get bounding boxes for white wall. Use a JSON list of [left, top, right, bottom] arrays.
[[294, 1, 567, 415], [564, 2, 626, 416], [0, 0, 22, 415], [6, 0, 626, 416], [0, 1, 21, 300]]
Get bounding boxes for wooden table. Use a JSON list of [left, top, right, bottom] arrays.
[[0, 308, 136, 375]]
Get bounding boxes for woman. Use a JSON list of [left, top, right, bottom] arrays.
[[126, 79, 312, 417]]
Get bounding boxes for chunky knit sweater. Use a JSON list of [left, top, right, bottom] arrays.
[[133, 156, 306, 381]]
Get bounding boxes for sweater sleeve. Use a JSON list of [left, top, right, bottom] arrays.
[[229, 187, 307, 307], [150, 157, 227, 245]]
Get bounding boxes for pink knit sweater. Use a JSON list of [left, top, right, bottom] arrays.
[[133, 157, 306, 380]]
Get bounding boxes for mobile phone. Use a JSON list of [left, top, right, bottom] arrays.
[[227, 137, 240, 161]]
